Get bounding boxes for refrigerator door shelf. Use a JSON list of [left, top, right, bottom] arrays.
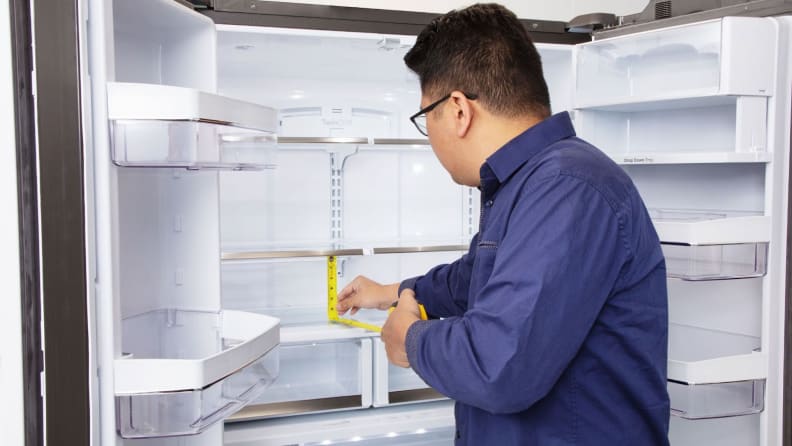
[[575, 17, 776, 108], [230, 327, 374, 421], [114, 309, 280, 438], [575, 96, 768, 157], [610, 151, 772, 165], [116, 351, 279, 438], [373, 338, 446, 407], [115, 309, 280, 394], [669, 379, 765, 420], [667, 323, 766, 419], [662, 242, 768, 281], [107, 82, 277, 131], [108, 82, 277, 169], [111, 119, 277, 170], [650, 210, 770, 246]]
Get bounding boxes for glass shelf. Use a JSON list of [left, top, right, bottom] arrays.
[[221, 239, 468, 261], [115, 309, 280, 438]]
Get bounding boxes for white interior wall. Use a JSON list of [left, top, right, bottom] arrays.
[[249, 0, 649, 21], [0, 1, 25, 445]]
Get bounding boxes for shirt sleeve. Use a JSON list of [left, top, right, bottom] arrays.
[[405, 174, 630, 414], [398, 234, 478, 318]]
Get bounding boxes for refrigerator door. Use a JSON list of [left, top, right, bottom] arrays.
[[84, 0, 286, 444], [576, 16, 789, 445]]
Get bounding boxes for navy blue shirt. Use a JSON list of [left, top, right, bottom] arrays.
[[402, 112, 669, 445]]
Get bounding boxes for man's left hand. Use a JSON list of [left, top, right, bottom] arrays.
[[381, 288, 421, 368]]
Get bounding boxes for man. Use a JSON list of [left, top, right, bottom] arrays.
[[336, 3, 669, 445]]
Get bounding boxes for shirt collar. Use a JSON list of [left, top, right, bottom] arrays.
[[480, 111, 576, 194]]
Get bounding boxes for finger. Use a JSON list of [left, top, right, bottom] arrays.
[[337, 280, 358, 301], [398, 288, 417, 303], [396, 289, 420, 315], [336, 297, 360, 315]]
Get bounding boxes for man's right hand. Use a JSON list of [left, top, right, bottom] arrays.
[[336, 276, 399, 315]]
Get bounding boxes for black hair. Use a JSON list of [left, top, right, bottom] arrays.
[[404, 3, 551, 119]]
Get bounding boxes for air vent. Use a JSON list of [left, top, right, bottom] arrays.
[[655, 0, 672, 19]]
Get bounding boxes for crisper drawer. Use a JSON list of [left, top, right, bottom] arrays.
[[115, 309, 280, 438], [372, 338, 445, 407], [224, 400, 456, 446], [575, 17, 776, 107], [667, 323, 766, 419], [230, 325, 374, 420]]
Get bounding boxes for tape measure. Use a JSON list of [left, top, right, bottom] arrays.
[[327, 256, 428, 333], [327, 256, 384, 332]]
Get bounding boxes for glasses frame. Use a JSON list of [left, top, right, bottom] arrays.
[[409, 92, 478, 136]]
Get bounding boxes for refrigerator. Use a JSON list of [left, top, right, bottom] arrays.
[[73, 0, 788, 444]]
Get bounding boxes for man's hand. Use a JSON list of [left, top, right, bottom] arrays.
[[381, 289, 422, 368], [336, 276, 399, 315]]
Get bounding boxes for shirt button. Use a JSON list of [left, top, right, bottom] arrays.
[[485, 200, 494, 207]]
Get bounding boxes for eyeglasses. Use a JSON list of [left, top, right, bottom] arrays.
[[409, 92, 478, 136]]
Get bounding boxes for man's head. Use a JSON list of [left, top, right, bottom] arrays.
[[405, 3, 550, 119], [404, 3, 551, 186]]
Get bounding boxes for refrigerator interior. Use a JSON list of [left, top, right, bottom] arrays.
[[213, 23, 578, 433], [86, 1, 789, 445]]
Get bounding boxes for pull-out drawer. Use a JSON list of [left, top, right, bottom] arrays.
[[372, 338, 445, 407], [230, 325, 374, 420]]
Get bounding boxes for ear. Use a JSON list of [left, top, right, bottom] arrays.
[[449, 91, 474, 138]]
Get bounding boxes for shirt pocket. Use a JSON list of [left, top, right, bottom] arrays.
[[470, 240, 499, 295]]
